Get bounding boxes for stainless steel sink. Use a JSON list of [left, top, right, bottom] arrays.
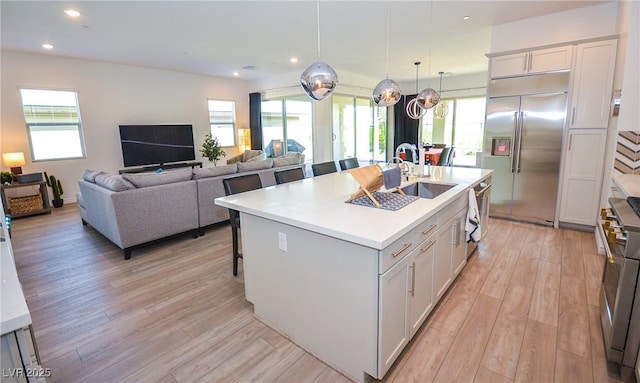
[[400, 182, 457, 199]]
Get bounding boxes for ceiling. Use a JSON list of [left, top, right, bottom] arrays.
[[1, 1, 612, 83]]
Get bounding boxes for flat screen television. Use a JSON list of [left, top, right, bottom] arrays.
[[119, 124, 196, 167]]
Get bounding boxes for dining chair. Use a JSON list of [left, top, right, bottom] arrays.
[[311, 161, 338, 176], [338, 157, 360, 171], [437, 147, 452, 166], [446, 146, 455, 166], [274, 167, 305, 185], [222, 173, 263, 276]]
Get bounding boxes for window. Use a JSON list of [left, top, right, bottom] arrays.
[[332, 95, 387, 164], [420, 96, 486, 166], [207, 100, 236, 147], [20, 88, 86, 161], [261, 97, 313, 162]]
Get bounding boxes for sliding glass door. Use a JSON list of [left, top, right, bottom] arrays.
[[261, 97, 313, 163]]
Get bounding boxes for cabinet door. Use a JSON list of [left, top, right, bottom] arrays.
[[378, 255, 410, 377], [490, 52, 529, 78], [409, 239, 435, 338], [434, 222, 453, 300], [570, 40, 617, 129], [528, 45, 573, 74], [559, 129, 607, 225], [452, 209, 467, 277]]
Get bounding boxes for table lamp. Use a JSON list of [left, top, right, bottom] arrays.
[[3, 152, 25, 175]]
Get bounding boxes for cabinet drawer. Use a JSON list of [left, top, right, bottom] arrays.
[[439, 193, 468, 226], [380, 230, 414, 274], [412, 214, 438, 247]]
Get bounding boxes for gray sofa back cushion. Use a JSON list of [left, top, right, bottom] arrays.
[[237, 158, 273, 172], [122, 168, 193, 188], [274, 155, 301, 167], [192, 163, 238, 179], [95, 174, 135, 191], [83, 169, 105, 183]]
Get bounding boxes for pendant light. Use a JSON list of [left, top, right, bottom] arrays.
[[433, 71, 449, 119], [300, 1, 338, 101], [415, 0, 440, 111], [406, 62, 427, 120], [372, 9, 401, 107]]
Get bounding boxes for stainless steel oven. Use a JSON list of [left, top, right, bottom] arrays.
[[467, 181, 492, 257], [599, 198, 640, 380]]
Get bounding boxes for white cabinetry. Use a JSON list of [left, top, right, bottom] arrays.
[[559, 129, 608, 225], [569, 39, 617, 129], [490, 45, 573, 79], [409, 238, 436, 338], [434, 222, 453, 300], [452, 209, 467, 277]]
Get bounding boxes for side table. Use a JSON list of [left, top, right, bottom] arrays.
[[0, 181, 51, 218]]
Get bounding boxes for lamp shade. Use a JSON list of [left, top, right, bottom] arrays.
[[3, 152, 25, 167], [372, 78, 402, 107], [416, 88, 440, 110], [300, 61, 338, 101]]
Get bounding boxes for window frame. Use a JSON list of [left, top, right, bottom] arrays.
[[207, 99, 237, 147], [19, 87, 87, 161]]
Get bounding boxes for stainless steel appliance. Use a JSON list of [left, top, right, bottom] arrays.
[[482, 72, 569, 225], [467, 181, 491, 257], [598, 197, 640, 380]]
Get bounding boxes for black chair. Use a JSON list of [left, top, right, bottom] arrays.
[[446, 146, 455, 166], [311, 161, 337, 176], [437, 147, 452, 166], [222, 174, 263, 276], [274, 167, 305, 185], [338, 157, 360, 171]]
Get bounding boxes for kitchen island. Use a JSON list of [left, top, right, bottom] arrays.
[[215, 166, 493, 382]]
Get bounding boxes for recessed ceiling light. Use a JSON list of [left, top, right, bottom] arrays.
[[42, 44, 53, 49], [290, 57, 298, 63], [64, 9, 81, 17], [242, 65, 257, 71], [462, 16, 470, 20], [233, 72, 240, 77]]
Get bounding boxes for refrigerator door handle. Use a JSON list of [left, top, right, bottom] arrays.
[[511, 111, 519, 173], [516, 111, 524, 173]]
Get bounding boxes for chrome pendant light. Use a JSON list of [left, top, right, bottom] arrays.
[[433, 71, 449, 119], [416, 0, 440, 111], [372, 9, 401, 107], [406, 62, 427, 120], [300, 1, 338, 101]]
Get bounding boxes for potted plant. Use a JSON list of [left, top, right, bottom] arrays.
[[44, 172, 64, 208], [1, 171, 14, 185], [200, 133, 226, 166]]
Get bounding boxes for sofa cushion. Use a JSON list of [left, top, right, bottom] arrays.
[[192, 163, 238, 179], [122, 168, 193, 188], [95, 174, 135, 192], [274, 154, 303, 167], [246, 152, 267, 162], [237, 158, 273, 172], [83, 169, 104, 183], [242, 149, 264, 162]]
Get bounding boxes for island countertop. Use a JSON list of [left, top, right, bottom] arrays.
[[215, 165, 493, 250]]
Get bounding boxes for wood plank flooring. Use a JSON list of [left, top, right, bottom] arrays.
[[8, 204, 630, 383]]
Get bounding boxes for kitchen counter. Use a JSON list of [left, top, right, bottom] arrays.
[[214, 165, 493, 382], [613, 173, 640, 197], [1, 214, 31, 335]]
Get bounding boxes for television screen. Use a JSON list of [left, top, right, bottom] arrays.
[[119, 124, 196, 167]]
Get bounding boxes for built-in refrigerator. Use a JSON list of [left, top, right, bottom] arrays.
[[482, 72, 569, 225]]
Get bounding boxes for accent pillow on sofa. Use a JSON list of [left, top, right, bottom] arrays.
[[246, 152, 267, 162], [122, 168, 193, 188], [237, 158, 273, 172], [95, 174, 135, 192], [192, 163, 238, 179], [274, 153, 304, 167], [83, 169, 105, 183]]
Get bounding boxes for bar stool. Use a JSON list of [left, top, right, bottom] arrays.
[[274, 167, 305, 185], [339, 157, 360, 171], [311, 161, 337, 176]]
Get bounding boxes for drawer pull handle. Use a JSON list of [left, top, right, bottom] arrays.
[[392, 243, 412, 258], [409, 262, 416, 297], [421, 240, 436, 252], [422, 224, 437, 236]]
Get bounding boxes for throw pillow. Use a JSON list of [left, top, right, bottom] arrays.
[[237, 158, 273, 172], [273, 155, 301, 167], [122, 168, 193, 188], [192, 163, 238, 179], [242, 149, 264, 162], [82, 169, 104, 183], [95, 174, 135, 192], [246, 152, 267, 162]]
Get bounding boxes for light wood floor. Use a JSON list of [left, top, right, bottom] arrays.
[[9, 203, 630, 383]]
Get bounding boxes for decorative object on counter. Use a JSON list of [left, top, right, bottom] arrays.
[[433, 71, 449, 119], [2, 152, 25, 175], [200, 133, 226, 166], [300, 1, 338, 101], [372, 8, 401, 107], [44, 171, 64, 207]]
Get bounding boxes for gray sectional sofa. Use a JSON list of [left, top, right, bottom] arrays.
[[77, 157, 304, 260]]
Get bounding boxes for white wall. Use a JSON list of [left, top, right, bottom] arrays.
[[616, 0, 639, 132], [1, 50, 252, 203]]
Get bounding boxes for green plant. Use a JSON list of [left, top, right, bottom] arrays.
[[44, 172, 64, 203], [200, 133, 226, 165], [1, 171, 14, 184]]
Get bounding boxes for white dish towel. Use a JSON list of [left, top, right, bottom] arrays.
[[466, 188, 481, 243]]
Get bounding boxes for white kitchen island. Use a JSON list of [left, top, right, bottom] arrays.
[[215, 166, 493, 382]]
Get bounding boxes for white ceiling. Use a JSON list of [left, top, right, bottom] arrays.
[[1, 1, 612, 83]]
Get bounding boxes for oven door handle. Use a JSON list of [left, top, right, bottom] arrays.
[[475, 183, 492, 197]]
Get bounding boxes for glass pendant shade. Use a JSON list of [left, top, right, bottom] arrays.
[[373, 78, 401, 107], [416, 87, 440, 110], [300, 61, 338, 101]]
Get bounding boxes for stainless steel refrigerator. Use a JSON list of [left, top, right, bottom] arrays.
[[482, 72, 569, 225]]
